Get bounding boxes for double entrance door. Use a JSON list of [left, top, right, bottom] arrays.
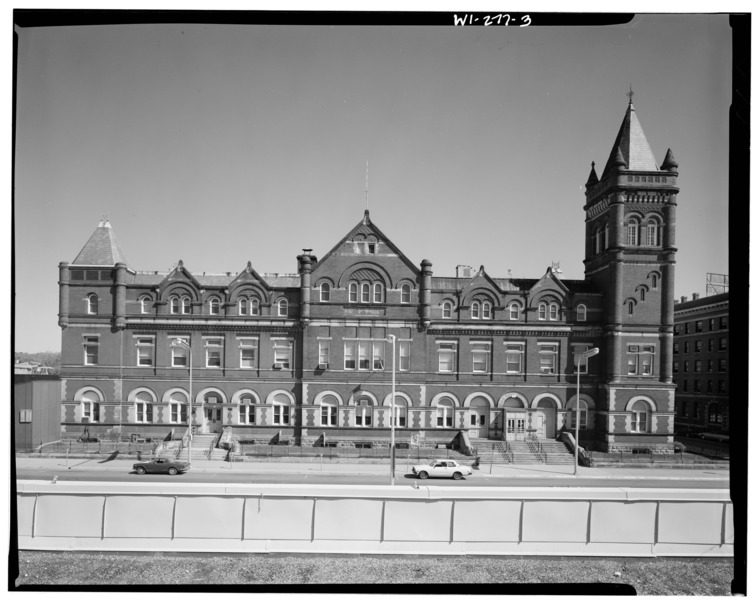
[[203, 406, 224, 434]]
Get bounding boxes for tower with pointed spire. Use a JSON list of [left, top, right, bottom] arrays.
[[583, 94, 679, 453]]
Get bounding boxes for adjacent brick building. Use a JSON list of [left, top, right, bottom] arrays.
[[57, 98, 680, 453], [672, 293, 729, 437]]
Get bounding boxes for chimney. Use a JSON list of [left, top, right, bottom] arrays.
[[681, 296, 688, 303], [692, 293, 700, 301]]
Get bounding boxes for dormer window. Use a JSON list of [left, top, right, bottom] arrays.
[[208, 297, 220, 315], [441, 301, 453, 319], [549, 303, 559, 320], [471, 301, 480, 319], [538, 303, 547, 320], [250, 298, 260, 316], [372, 282, 384, 303], [170, 297, 180, 314], [320, 282, 331, 302], [181, 297, 191, 314], [360, 283, 370, 303], [238, 298, 248, 316], [138, 295, 151, 314], [482, 301, 492, 320], [277, 298, 289, 317], [348, 283, 358, 303], [509, 303, 521, 321], [368, 243, 376, 254], [400, 284, 411, 304], [577, 304, 587, 322]]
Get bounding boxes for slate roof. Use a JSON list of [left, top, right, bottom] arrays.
[[72, 221, 129, 266], [128, 271, 299, 288], [433, 277, 598, 294], [601, 100, 658, 179]]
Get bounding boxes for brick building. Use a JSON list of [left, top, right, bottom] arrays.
[[57, 98, 680, 454], [672, 293, 729, 437]]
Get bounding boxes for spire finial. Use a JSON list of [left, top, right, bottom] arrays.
[[364, 160, 369, 211], [627, 85, 635, 105]]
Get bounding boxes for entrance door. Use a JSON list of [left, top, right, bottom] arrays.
[[505, 411, 527, 441], [537, 399, 557, 438], [204, 406, 224, 434], [468, 399, 489, 438]]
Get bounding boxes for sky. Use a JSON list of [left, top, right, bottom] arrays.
[[12, 12, 733, 353]]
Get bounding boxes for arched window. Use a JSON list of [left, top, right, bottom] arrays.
[[593, 225, 602, 254], [482, 301, 492, 320], [538, 303, 547, 320], [238, 394, 256, 425], [208, 297, 220, 315], [360, 282, 370, 303], [549, 303, 559, 320], [272, 394, 291, 425], [355, 398, 373, 427], [170, 296, 180, 314], [577, 304, 587, 322], [390, 396, 408, 428], [277, 298, 288, 317], [181, 296, 191, 314], [627, 219, 639, 246], [631, 400, 651, 433], [134, 391, 153, 424], [169, 392, 188, 424], [372, 282, 384, 304], [650, 273, 659, 289], [320, 282, 331, 302], [509, 303, 521, 320], [628, 300, 635, 316], [81, 391, 100, 423], [320, 396, 338, 427], [602, 225, 610, 250], [238, 298, 249, 316], [348, 282, 358, 303], [441, 301, 453, 319], [400, 284, 411, 304], [436, 398, 454, 428], [250, 298, 260, 316], [86, 294, 98, 315], [640, 288, 646, 301], [646, 220, 659, 246], [572, 399, 588, 430], [139, 296, 151, 314], [471, 301, 480, 319]]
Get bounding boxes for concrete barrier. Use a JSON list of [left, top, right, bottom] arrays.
[[16, 481, 733, 556]]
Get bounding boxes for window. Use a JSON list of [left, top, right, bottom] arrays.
[[181, 297, 191, 314], [273, 339, 292, 369], [695, 340, 703, 353], [572, 400, 588, 429], [372, 282, 384, 304], [361, 283, 370, 303], [344, 341, 356, 370], [538, 303, 547, 320], [320, 397, 338, 427], [577, 304, 587, 322], [272, 396, 290, 425], [627, 220, 639, 246], [170, 337, 189, 367], [139, 296, 151, 314], [646, 220, 659, 246], [239, 395, 255, 425], [683, 380, 688, 392], [135, 336, 155, 367], [372, 342, 385, 370], [719, 316, 728, 329], [707, 380, 714, 393], [471, 342, 491, 374], [401, 284, 411, 304], [628, 345, 655, 376], [169, 395, 188, 423], [86, 294, 99, 315], [135, 393, 153, 423], [205, 337, 223, 368], [683, 361, 689, 373], [673, 343, 679, 354], [695, 321, 703, 333], [348, 283, 358, 303], [355, 398, 372, 427], [277, 298, 289, 317], [707, 360, 713, 372], [19, 410, 32, 423], [719, 337, 727, 351], [708, 402, 723, 424], [83, 336, 99, 366], [82, 394, 100, 423], [471, 301, 480, 319], [505, 343, 524, 374], [709, 318, 715, 330], [390, 397, 407, 428], [320, 282, 331, 302], [719, 359, 727, 372], [708, 339, 715, 351], [627, 301, 635, 316], [318, 340, 330, 368], [681, 401, 688, 417], [238, 337, 258, 369], [209, 297, 221, 315], [694, 360, 701, 373], [509, 303, 521, 321], [438, 342, 457, 373], [238, 298, 249, 316], [640, 288, 646, 301], [436, 398, 454, 428], [684, 322, 690, 334], [673, 361, 679, 373], [650, 273, 658, 289], [399, 340, 411, 372], [573, 345, 594, 374], [719, 381, 727, 393], [539, 344, 558, 374], [631, 400, 650, 432], [349, 340, 384, 371], [684, 342, 690, 354], [482, 301, 492, 320], [170, 297, 180, 314], [441, 301, 453, 319], [549, 303, 559, 320]]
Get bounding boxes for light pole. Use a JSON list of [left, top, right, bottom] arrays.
[[171, 338, 193, 467], [387, 334, 397, 485], [574, 347, 599, 476]]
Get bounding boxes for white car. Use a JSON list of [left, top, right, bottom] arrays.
[[412, 459, 473, 480]]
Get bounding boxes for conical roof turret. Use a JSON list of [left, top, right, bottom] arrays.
[[586, 161, 599, 187], [660, 148, 679, 172], [72, 220, 129, 266], [601, 98, 658, 179]]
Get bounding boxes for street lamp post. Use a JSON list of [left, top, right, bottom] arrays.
[[171, 339, 193, 467], [387, 334, 397, 485], [575, 347, 599, 476]]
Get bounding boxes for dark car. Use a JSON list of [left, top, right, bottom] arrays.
[[133, 457, 189, 475]]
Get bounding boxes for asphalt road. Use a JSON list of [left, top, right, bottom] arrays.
[[15, 466, 730, 488]]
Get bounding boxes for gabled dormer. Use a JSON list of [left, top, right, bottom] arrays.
[[458, 266, 504, 321], [155, 260, 202, 314], [227, 261, 273, 317], [529, 267, 570, 322]]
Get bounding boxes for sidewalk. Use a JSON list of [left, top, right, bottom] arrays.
[[15, 453, 730, 483]]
